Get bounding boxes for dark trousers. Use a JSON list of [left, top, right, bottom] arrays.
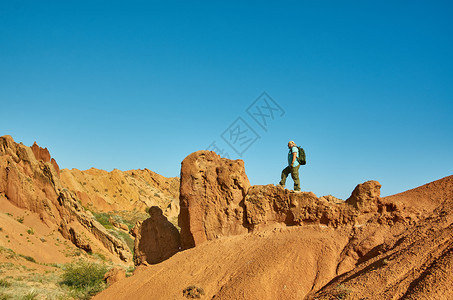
[[280, 165, 300, 191]]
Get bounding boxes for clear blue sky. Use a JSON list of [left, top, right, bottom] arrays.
[[1, 1, 452, 199]]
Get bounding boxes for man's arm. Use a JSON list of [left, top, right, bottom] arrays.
[[291, 151, 297, 167]]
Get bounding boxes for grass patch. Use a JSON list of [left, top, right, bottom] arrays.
[[0, 293, 10, 300], [91, 212, 114, 230], [21, 291, 38, 300], [126, 266, 135, 278], [89, 252, 108, 262], [0, 247, 16, 259], [60, 261, 108, 299], [18, 255, 36, 263], [0, 279, 11, 288]]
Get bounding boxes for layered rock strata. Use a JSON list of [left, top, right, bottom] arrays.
[[0, 135, 132, 262]]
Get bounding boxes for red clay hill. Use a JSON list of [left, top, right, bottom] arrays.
[[96, 150, 453, 300], [0, 135, 132, 263], [0, 136, 180, 268]]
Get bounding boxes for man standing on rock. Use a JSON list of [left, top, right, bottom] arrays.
[[279, 141, 301, 191]]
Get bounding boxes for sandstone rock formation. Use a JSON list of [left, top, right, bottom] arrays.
[[31, 141, 60, 175], [312, 183, 453, 299], [59, 221, 93, 253], [0, 135, 132, 262], [0, 135, 62, 224], [94, 168, 453, 300], [244, 185, 357, 230], [104, 267, 126, 286], [57, 189, 132, 262], [179, 150, 250, 249], [176, 151, 407, 255], [60, 167, 179, 222], [346, 180, 381, 212], [132, 206, 180, 265]]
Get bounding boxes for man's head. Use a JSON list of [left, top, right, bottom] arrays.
[[288, 141, 296, 148]]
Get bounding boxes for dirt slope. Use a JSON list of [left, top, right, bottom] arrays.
[[95, 225, 352, 300], [94, 175, 453, 300]]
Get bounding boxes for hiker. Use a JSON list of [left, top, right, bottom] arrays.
[[279, 141, 302, 191]]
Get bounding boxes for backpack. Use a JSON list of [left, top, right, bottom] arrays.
[[296, 146, 306, 165]]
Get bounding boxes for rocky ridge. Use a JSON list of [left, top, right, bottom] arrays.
[[60, 167, 179, 223], [0, 135, 132, 262], [110, 150, 452, 299]]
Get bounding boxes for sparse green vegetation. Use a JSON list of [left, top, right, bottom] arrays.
[[0, 268, 69, 299], [64, 248, 82, 258], [91, 212, 114, 230], [114, 210, 148, 230], [0, 279, 11, 288], [335, 284, 351, 300], [16, 217, 24, 224], [0, 292, 10, 300], [89, 252, 107, 262], [126, 266, 135, 278], [183, 285, 205, 298], [61, 261, 108, 299], [108, 230, 134, 254], [27, 228, 34, 235], [18, 255, 36, 263], [21, 291, 38, 300]]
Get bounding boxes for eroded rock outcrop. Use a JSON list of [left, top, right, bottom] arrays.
[[59, 221, 93, 253], [104, 267, 126, 286], [346, 180, 381, 212], [58, 189, 133, 262], [60, 167, 179, 221], [31, 141, 60, 175], [0, 136, 61, 225], [0, 135, 132, 262], [179, 150, 250, 249], [94, 174, 453, 300], [132, 206, 180, 265], [176, 151, 390, 252], [244, 185, 358, 230]]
